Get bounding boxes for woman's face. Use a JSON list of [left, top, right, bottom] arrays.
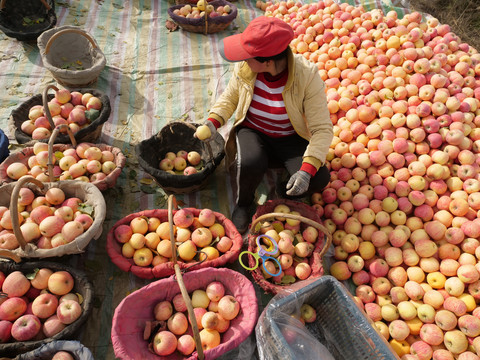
[[246, 58, 270, 73]]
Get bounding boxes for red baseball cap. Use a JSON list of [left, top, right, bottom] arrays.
[[220, 16, 294, 62]]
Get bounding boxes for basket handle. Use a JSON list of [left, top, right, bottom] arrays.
[[10, 176, 45, 252], [0, 0, 52, 10], [47, 124, 76, 182], [44, 28, 98, 55], [250, 212, 333, 260], [42, 84, 59, 130], [168, 195, 205, 360]]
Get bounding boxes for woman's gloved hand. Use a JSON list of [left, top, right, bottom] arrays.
[[286, 170, 311, 196], [194, 121, 217, 141]]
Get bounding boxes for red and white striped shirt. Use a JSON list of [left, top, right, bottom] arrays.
[[243, 71, 295, 138]]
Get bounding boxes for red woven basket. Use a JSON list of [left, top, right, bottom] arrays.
[[106, 208, 243, 279], [247, 199, 332, 294], [111, 267, 258, 360]]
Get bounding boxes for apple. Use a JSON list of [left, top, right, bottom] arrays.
[[195, 125, 212, 140], [154, 301, 173, 321], [201, 311, 219, 330], [56, 299, 82, 325], [42, 315, 67, 338], [153, 331, 177, 356], [47, 271, 74, 296], [177, 334, 196, 356], [173, 208, 194, 228], [187, 151, 201, 166], [300, 303, 316, 323], [31, 293, 58, 319], [205, 281, 225, 302], [11, 314, 41, 341], [191, 227, 213, 248], [167, 312, 188, 335], [218, 295, 240, 320]]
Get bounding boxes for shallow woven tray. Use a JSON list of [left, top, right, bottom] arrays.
[[136, 121, 225, 194], [0, 261, 94, 358], [8, 86, 111, 146], [0, 0, 56, 42], [167, 0, 237, 34], [247, 199, 332, 294]]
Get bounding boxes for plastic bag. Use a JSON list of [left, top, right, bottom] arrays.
[[255, 277, 335, 360]]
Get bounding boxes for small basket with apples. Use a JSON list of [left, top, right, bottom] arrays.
[[15, 340, 94, 360], [0, 176, 106, 259], [244, 199, 332, 295], [0, 124, 126, 191], [136, 121, 225, 194], [256, 275, 396, 360], [0, 260, 94, 358], [106, 196, 243, 279], [0, 0, 57, 42], [111, 195, 258, 360], [37, 25, 106, 87], [167, 0, 237, 34], [8, 84, 111, 146]]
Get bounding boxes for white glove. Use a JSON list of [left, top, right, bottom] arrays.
[[286, 170, 311, 196]]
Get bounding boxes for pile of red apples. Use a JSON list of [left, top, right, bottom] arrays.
[[0, 187, 94, 250], [20, 89, 102, 140], [258, 0, 480, 359], [146, 281, 240, 356], [0, 268, 83, 343], [158, 150, 203, 176], [253, 203, 320, 285], [114, 208, 234, 267], [5, 142, 117, 183]]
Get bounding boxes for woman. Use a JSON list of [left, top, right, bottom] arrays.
[[198, 16, 333, 233]]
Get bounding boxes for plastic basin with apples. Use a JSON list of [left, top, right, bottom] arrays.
[[111, 267, 258, 360]]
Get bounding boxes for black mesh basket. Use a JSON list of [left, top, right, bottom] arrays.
[[0, 0, 56, 42], [136, 121, 225, 194]]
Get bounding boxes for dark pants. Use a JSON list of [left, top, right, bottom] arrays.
[[235, 127, 331, 206]]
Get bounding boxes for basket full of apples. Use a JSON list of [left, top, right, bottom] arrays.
[[167, 0, 237, 34], [112, 266, 258, 359], [0, 125, 126, 191], [245, 199, 332, 295], [0, 176, 106, 259], [0, 260, 94, 357], [106, 204, 243, 279], [136, 121, 225, 194], [8, 84, 111, 146]]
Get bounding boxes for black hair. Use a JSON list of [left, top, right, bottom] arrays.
[[253, 47, 289, 63]]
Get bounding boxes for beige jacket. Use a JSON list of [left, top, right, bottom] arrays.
[[209, 48, 333, 171]]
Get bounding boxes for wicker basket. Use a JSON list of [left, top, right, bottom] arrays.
[[257, 275, 398, 360], [0, 176, 106, 259], [8, 84, 111, 146], [0, 261, 94, 358], [37, 25, 106, 87], [15, 340, 94, 360], [136, 121, 225, 194], [0, 0, 56, 42], [0, 126, 126, 191], [106, 207, 243, 279], [167, 0, 237, 34], [246, 199, 332, 295]]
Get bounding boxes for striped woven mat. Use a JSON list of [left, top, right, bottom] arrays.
[[0, 0, 414, 358]]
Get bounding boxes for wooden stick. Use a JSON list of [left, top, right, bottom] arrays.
[[168, 195, 205, 360]]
